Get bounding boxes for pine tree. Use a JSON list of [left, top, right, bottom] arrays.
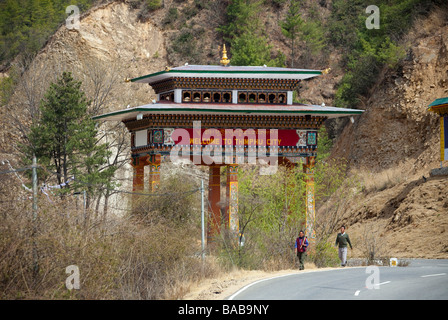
[[28, 71, 116, 207], [280, 0, 325, 67], [219, 0, 284, 67], [69, 118, 117, 209], [230, 33, 285, 67], [218, 0, 261, 41], [280, 0, 303, 68]]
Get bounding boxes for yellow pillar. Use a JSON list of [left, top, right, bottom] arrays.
[[148, 154, 161, 192], [304, 156, 316, 240], [226, 164, 239, 235]]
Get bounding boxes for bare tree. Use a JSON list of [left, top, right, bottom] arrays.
[[77, 58, 131, 219], [314, 158, 361, 241], [5, 54, 56, 150], [95, 121, 130, 220], [360, 224, 387, 265], [80, 58, 123, 117]]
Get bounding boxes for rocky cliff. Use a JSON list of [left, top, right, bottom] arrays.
[[330, 8, 448, 259], [332, 8, 448, 173]]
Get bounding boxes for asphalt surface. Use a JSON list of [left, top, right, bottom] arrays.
[[227, 259, 448, 300]]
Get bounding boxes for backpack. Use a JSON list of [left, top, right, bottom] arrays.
[[296, 237, 308, 253]]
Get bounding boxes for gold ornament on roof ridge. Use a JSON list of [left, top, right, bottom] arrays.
[[220, 44, 230, 66], [322, 67, 331, 75]]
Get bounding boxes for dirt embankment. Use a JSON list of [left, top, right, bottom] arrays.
[[343, 174, 448, 260], [329, 8, 448, 260], [332, 8, 448, 173]]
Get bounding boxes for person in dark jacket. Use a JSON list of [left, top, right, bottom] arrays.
[[294, 230, 308, 270], [335, 225, 352, 267]]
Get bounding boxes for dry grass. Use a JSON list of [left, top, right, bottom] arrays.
[[0, 174, 224, 300], [351, 165, 410, 194]]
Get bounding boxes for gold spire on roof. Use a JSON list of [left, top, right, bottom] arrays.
[[322, 67, 331, 75], [220, 44, 230, 66]]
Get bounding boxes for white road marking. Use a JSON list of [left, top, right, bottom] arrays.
[[355, 281, 391, 296], [227, 273, 296, 300], [421, 273, 446, 278]]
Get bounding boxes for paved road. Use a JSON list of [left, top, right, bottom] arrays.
[[228, 259, 448, 300]]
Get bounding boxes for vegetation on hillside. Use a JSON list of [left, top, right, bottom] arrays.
[[329, 0, 444, 108], [2, 0, 444, 107], [0, 0, 97, 68], [218, 0, 286, 67]]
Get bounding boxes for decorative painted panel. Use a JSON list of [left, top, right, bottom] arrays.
[[307, 131, 317, 146], [152, 129, 164, 144]]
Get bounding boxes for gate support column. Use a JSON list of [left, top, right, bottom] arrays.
[[131, 156, 146, 192], [225, 164, 239, 236], [131, 155, 147, 211], [304, 156, 316, 240], [207, 165, 221, 244], [148, 154, 161, 192]]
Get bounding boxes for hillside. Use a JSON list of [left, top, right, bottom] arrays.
[[332, 7, 448, 172], [0, 0, 447, 300], [330, 8, 448, 259]]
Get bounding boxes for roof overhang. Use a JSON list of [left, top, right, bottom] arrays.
[[93, 102, 364, 122], [130, 65, 323, 84], [428, 97, 448, 115]]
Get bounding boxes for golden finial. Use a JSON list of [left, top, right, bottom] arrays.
[[322, 67, 331, 75], [124, 77, 131, 83], [220, 44, 230, 66]]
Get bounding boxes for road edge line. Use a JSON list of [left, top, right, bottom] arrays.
[[227, 267, 363, 300]]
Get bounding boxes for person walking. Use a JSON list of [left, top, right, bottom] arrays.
[[294, 230, 308, 270], [335, 225, 352, 267]]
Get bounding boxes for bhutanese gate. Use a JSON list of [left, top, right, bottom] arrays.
[[94, 47, 363, 245]]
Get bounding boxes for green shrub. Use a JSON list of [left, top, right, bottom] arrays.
[[309, 241, 339, 268], [329, 0, 435, 108], [146, 0, 162, 11], [163, 7, 179, 25]]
